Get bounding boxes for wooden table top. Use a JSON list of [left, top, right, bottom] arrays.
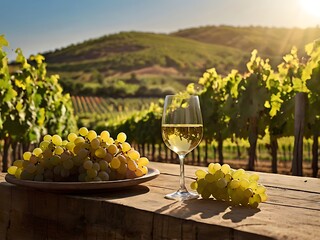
[[0, 161, 319, 240]]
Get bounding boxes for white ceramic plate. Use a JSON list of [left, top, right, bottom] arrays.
[[5, 167, 160, 193]]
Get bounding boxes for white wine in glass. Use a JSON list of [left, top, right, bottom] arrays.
[[162, 95, 203, 200]]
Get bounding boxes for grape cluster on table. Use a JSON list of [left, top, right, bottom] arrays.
[[191, 163, 268, 208], [8, 127, 149, 182]]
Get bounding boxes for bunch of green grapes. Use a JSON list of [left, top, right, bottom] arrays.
[[7, 127, 149, 182], [190, 163, 267, 208]]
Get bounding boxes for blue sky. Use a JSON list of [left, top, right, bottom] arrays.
[[1, 0, 320, 60]]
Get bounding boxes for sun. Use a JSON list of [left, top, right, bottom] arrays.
[[299, 0, 320, 18]]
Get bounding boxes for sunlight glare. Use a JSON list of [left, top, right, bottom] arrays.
[[299, 0, 320, 18]]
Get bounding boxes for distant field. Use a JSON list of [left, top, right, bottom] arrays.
[[71, 96, 159, 114]]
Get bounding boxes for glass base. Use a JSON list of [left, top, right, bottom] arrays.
[[165, 190, 199, 201]]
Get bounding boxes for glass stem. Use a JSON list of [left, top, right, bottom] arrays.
[[178, 154, 187, 192]]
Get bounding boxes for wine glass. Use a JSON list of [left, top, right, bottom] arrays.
[[161, 94, 203, 200]]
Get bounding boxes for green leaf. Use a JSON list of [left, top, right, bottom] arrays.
[[0, 35, 8, 48]]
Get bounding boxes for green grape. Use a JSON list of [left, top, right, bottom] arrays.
[[110, 157, 121, 169], [23, 160, 30, 168], [15, 168, 23, 179], [216, 178, 227, 188], [229, 179, 240, 189], [63, 159, 74, 170], [25, 163, 37, 174], [117, 132, 127, 143], [43, 134, 52, 142], [34, 174, 44, 181], [108, 144, 118, 155], [13, 160, 24, 168], [204, 173, 215, 183], [78, 173, 86, 182], [213, 170, 224, 181], [8, 166, 18, 175], [100, 130, 110, 142], [243, 188, 253, 198], [74, 136, 85, 145], [99, 160, 109, 171], [201, 185, 212, 199], [253, 193, 262, 203], [225, 173, 232, 182], [79, 127, 89, 137], [23, 151, 32, 160], [61, 151, 72, 161], [87, 168, 98, 178], [140, 166, 148, 175], [240, 179, 250, 188], [117, 162, 127, 175], [190, 181, 198, 190], [221, 164, 231, 174], [249, 173, 260, 182], [118, 154, 127, 164], [93, 176, 102, 181], [90, 138, 100, 149], [104, 153, 113, 163], [232, 168, 245, 179], [127, 159, 138, 171], [36, 165, 45, 175], [72, 156, 82, 166], [106, 137, 114, 145], [51, 155, 61, 166], [249, 196, 259, 208], [32, 148, 43, 157], [66, 142, 75, 151], [134, 168, 144, 177], [77, 148, 88, 159], [68, 132, 78, 142], [39, 140, 50, 151], [259, 193, 268, 202], [232, 188, 244, 205], [126, 169, 136, 179], [213, 163, 221, 171], [195, 169, 207, 179], [53, 165, 62, 176], [138, 157, 149, 167], [54, 146, 64, 155], [121, 142, 131, 152], [73, 142, 85, 155], [256, 185, 266, 194], [249, 181, 258, 190], [29, 155, 39, 164], [92, 162, 100, 171], [83, 160, 93, 170], [20, 170, 34, 180], [95, 147, 106, 158], [42, 149, 53, 159], [127, 150, 140, 160], [207, 163, 216, 174], [61, 168, 70, 178], [52, 135, 63, 146], [196, 178, 207, 194], [98, 171, 109, 181], [87, 130, 97, 142]]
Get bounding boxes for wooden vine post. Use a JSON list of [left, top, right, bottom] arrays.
[[292, 92, 307, 176]]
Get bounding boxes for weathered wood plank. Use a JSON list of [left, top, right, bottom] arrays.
[[0, 161, 319, 240]]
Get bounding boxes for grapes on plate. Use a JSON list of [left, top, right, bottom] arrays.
[[191, 163, 268, 208], [7, 129, 150, 182]]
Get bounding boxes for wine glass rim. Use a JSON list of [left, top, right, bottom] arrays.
[[165, 94, 199, 97]]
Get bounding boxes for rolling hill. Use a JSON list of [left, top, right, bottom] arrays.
[[42, 26, 320, 97]]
